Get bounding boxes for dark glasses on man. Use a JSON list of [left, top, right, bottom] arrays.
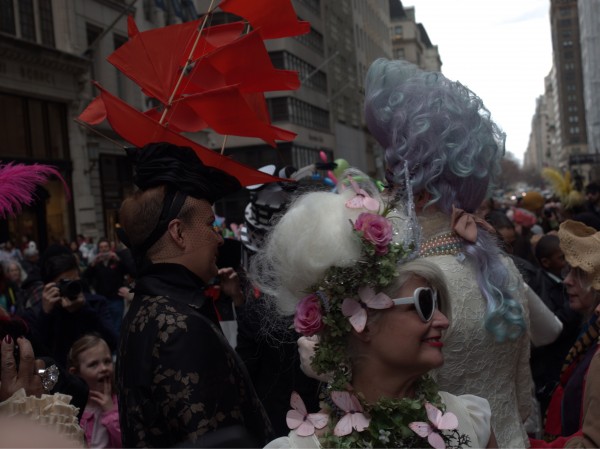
[[392, 287, 438, 322]]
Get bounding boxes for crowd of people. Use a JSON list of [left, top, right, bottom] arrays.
[[0, 57, 598, 449]]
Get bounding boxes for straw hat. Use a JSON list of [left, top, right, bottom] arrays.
[[558, 219, 600, 291]]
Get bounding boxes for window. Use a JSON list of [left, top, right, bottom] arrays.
[[86, 23, 104, 80], [0, 0, 15, 34], [19, 0, 36, 41], [267, 97, 330, 131], [291, 144, 327, 169], [38, 0, 55, 46], [294, 26, 324, 55], [394, 48, 405, 59], [296, 0, 320, 15], [394, 25, 403, 36], [1, 0, 55, 46], [267, 97, 289, 122], [0, 93, 68, 159], [114, 34, 128, 98], [269, 51, 328, 94]]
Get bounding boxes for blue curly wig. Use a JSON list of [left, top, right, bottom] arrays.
[[365, 58, 525, 342]]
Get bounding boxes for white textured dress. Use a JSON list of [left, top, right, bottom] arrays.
[[265, 392, 491, 449], [419, 210, 532, 448]]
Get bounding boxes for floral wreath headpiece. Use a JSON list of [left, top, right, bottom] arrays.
[[287, 174, 470, 449], [293, 168, 419, 388]]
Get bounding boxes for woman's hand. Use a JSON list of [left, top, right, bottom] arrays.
[[88, 378, 114, 412], [0, 336, 44, 401]]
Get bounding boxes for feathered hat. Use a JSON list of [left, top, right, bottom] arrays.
[[0, 162, 70, 219], [542, 167, 585, 211]]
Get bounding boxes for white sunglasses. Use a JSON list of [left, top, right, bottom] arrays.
[[392, 287, 438, 322]]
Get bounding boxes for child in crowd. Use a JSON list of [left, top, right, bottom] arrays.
[[68, 334, 121, 448]]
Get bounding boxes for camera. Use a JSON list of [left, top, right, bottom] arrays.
[[57, 279, 83, 300]]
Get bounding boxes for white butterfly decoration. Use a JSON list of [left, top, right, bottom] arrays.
[[341, 286, 394, 332], [409, 402, 458, 449], [344, 176, 380, 211], [331, 391, 370, 436], [286, 391, 329, 436]]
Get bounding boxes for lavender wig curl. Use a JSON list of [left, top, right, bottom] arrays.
[[365, 58, 525, 341]]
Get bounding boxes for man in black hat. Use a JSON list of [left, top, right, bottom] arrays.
[[116, 142, 272, 448]]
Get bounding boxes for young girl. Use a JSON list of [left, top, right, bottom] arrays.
[[68, 334, 121, 448]]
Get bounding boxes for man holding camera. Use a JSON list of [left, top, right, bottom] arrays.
[[19, 247, 117, 369]]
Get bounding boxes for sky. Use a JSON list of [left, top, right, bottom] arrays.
[[402, 1, 554, 164]]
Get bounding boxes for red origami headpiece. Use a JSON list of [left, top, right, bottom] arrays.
[[78, 0, 310, 187]]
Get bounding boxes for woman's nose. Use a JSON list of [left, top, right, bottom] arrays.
[[563, 270, 574, 286], [432, 309, 449, 329]]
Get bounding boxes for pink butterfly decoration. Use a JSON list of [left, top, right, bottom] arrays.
[[331, 391, 370, 436], [409, 403, 458, 449], [344, 176, 379, 211], [341, 286, 394, 332], [286, 391, 329, 436]]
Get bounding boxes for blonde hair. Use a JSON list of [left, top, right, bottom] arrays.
[[67, 334, 110, 372]]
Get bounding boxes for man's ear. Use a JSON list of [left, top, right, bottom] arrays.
[[68, 366, 77, 375], [539, 257, 550, 270], [167, 219, 185, 249]]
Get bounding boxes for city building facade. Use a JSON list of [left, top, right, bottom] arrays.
[[524, 70, 559, 172], [578, 0, 600, 180], [0, 0, 443, 246], [388, 0, 441, 72], [548, 0, 589, 180]]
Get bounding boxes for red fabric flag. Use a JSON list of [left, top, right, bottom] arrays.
[[107, 19, 244, 104], [143, 103, 208, 133], [219, 0, 310, 39], [178, 86, 296, 146], [185, 30, 299, 95], [127, 15, 139, 38], [145, 91, 273, 137], [91, 83, 287, 187], [78, 96, 106, 125]]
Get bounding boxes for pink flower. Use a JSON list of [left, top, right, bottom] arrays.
[[354, 213, 393, 255], [294, 294, 324, 336]]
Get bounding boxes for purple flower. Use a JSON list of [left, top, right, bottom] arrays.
[[294, 294, 325, 336], [354, 213, 393, 255]]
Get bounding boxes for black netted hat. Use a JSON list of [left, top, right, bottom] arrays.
[[126, 142, 241, 203], [120, 142, 242, 259]]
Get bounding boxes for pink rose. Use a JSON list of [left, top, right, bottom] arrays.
[[294, 294, 324, 336], [354, 213, 393, 255]]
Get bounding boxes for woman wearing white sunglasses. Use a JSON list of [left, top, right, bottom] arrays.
[[252, 170, 495, 449]]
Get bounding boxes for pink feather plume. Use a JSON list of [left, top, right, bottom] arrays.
[[0, 162, 71, 218]]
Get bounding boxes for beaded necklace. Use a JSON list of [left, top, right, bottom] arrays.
[[420, 231, 463, 258]]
